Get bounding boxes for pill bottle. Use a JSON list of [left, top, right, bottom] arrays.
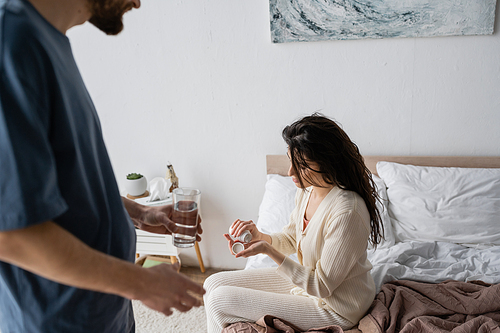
[[229, 226, 252, 243], [231, 242, 245, 254]]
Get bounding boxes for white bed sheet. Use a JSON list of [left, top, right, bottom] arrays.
[[368, 241, 500, 292], [246, 241, 500, 293]]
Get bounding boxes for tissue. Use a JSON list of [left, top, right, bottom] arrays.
[[149, 177, 171, 201]]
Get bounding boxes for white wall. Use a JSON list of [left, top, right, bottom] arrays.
[[67, 0, 500, 269]]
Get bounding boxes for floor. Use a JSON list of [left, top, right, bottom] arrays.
[[179, 265, 229, 305], [179, 265, 227, 284]]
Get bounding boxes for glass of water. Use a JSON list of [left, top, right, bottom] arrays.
[[172, 188, 200, 248]]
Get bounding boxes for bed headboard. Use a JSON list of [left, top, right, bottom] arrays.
[[266, 155, 500, 176]]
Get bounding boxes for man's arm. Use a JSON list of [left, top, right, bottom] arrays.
[[122, 196, 203, 240], [0, 221, 205, 315]]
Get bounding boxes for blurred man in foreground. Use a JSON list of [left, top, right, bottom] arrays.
[[0, 0, 205, 331]]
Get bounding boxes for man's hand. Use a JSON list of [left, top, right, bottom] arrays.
[[122, 197, 203, 241], [134, 263, 205, 315]]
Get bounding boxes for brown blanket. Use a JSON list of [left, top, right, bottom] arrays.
[[222, 280, 500, 333], [221, 315, 351, 333], [359, 280, 500, 333]]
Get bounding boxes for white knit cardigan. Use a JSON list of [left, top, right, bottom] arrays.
[[270, 186, 376, 324]]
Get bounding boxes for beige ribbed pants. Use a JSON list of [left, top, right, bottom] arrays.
[[203, 268, 354, 333]]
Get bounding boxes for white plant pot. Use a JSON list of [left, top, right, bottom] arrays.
[[125, 177, 147, 196]]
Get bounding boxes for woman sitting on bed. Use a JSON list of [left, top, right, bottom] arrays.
[[204, 113, 384, 332]]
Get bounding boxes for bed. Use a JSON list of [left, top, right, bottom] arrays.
[[240, 155, 500, 333]]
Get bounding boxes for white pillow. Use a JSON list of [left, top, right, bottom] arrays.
[[255, 174, 297, 235], [371, 175, 396, 249], [377, 161, 500, 246], [245, 174, 298, 270]]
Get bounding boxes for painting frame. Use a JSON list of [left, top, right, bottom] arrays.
[[270, 0, 497, 43]]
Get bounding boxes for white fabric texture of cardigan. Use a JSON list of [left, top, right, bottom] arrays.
[[270, 186, 376, 324]]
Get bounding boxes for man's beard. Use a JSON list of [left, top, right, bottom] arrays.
[[88, 0, 134, 35]]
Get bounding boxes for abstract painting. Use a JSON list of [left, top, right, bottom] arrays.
[[270, 0, 497, 43]]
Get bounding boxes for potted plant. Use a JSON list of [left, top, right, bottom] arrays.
[[125, 173, 147, 197]]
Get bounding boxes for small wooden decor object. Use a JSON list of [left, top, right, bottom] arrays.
[[166, 162, 179, 192]]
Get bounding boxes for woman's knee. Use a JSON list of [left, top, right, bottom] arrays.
[[203, 270, 241, 295], [205, 285, 239, 316], [203, 271, 225, 295]]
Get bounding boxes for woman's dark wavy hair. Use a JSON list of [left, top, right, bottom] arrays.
[[282, 113, 384, 247]]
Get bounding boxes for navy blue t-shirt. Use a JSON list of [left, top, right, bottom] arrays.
[[0, 0, 136, 331]]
